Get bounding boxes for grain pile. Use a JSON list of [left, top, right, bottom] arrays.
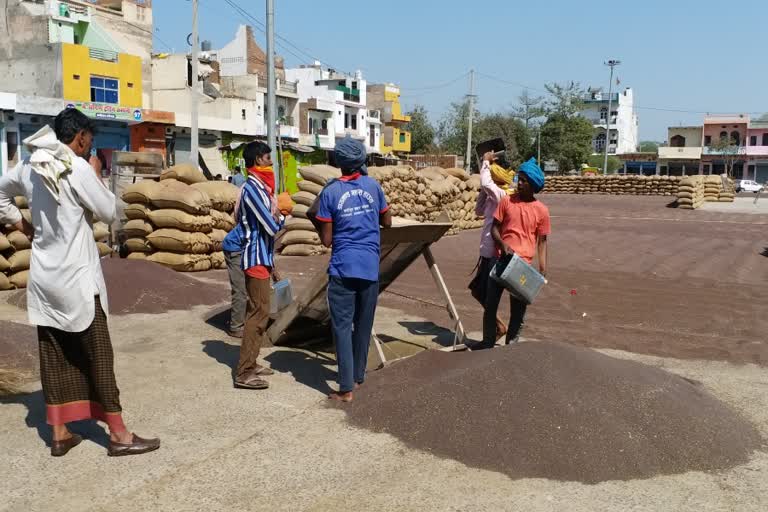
[[543, 175, 681, 195], [120, 164, 237, 272], [676, 176, 705, 209], [1, 196, 112, 290], [280, 165, 339, 257], [0, 320, 37, 394], [340, 341, 763, 483]]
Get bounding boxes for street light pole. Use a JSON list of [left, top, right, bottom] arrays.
[[464, 69, 475, 173], [266, 0, 279, 192], [190, 0, 199, 165], [603, 59, 620, 175]]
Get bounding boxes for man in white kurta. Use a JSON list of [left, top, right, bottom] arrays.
[[0, 108, 159, 457]]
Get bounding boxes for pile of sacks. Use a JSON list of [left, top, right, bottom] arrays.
[[703, 176, 735, 203], [120, 164, 237, 272], [543, 175, 681, 195], [676, 176, 706, 209], [280, 165, 339, 257], [0, 197, 112, 290]]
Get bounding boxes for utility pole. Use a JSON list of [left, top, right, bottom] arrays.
[[190, 0, 199, 165], [464, 69, 475, 173], [603, 59, 620, 175], [266, 0, 279, 192], [537, 129, 541, 163]]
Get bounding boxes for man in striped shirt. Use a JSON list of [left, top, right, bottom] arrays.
[[233, 141, 286, 390]]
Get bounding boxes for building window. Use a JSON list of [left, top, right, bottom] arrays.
[[321, 119, 328, 131], [399, 132, 406, 144], [351, 114, 357, 130], [670, 135, 685, 148], [599, 107, 607, 120], [719, 131, 728, 141], [704, 135, 711, 146], [241, 109, 246, 120], [351, 81, 358, 90], [731, 131, 740, 146], [763, 133, 768, 146], [344, 113, 349, 129], [750, 136, 757, 146], [90, 76, 119, 104], [277, 105, 286, 120]]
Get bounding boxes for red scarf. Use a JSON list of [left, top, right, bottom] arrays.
[[247, 166, 275, 193]]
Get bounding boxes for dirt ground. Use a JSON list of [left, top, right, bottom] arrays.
[[0, 194, 766, 511]]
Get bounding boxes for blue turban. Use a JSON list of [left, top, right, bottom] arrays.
[[518, 158, 545, 193], [334, 136, 368, 175]]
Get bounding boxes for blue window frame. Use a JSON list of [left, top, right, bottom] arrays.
[[90, 76, 119, 104]]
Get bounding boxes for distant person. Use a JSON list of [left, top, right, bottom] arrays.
[[309, 137, 391, 402], [222, 191, 247, 339], [469, 151, 515, 340], [472, 158, 550, 350], [231, 165, 246, 187], [0, 108, 159, 457], [231, 141, 288, 390]]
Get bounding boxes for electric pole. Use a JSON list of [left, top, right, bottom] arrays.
[[603, 59, 620, 175], [190, 0, 199, 165], [464, 69, 475, 173], [266, 0, 278, 192]]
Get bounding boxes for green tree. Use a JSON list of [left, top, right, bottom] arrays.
[[539, 113, 594, 173], [639, 141, 660, 152], [708, 136, 743, 177], [436, 100, 476, 158], [588, 154, 622, 173], [473, 113, 531, 170], [544, 82, 586, 117], [404, 105, 436, 155], [511, 89, 546, 129]]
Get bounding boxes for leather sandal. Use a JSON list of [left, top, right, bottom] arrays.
[[234, 375, 269, 389], [107, 434, 161, 457], [51, 434, 83, 457], [254, 365, 274, 376]]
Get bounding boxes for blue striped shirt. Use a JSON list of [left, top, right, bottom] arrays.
[[237, 175, 284, 270]]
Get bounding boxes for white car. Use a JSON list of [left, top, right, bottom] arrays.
[[735, 180, 764, 193]]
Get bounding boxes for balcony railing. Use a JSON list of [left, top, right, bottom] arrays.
[[89, 47, 119, 62], [278, 80, 297, 94], [279, 116, 295, 126], [368, 110, 380, 119]]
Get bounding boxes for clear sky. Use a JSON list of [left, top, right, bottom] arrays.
[[153, 0, 767, 141]]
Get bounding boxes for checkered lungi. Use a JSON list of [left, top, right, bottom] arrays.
[[37, 296, 126, 432]]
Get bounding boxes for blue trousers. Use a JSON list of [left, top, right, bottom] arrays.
[[327, 276, 379, 393]]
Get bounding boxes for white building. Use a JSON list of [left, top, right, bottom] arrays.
[[286, 64, 375, 153], [580, 87, 639, 155]]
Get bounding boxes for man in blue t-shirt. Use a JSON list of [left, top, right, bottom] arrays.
[[310, 137, 391, 402]]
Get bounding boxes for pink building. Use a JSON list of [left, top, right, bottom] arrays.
[[745, 120, 768, 182]]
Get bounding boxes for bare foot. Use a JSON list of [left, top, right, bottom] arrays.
[[328, 391, 353, 402]]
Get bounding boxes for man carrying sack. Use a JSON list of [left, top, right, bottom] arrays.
[[0, 108, 159, 457]]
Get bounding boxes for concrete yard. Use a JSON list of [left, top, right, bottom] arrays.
[[1, 195, 767, 511]]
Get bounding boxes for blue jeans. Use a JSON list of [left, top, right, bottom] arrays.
[[327, 276, 379, 393]]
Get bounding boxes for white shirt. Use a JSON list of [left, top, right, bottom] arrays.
[[475, 161, 508, 259], [0, 150, 117, 332]]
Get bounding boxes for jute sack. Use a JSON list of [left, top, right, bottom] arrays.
[[149, 179, 211, 215], [122, 219, 153, 238], [718, 197, 734, 202], [148, 209, 213, 233], [291, 204, 309, 219], [122, 180, 159, 204], [297, 180, 323, 195], [291, 191, 317, 207], [210, 251, 225, 269], [677, 198, 694, 206], [0, 233, 10, 252], [14, 196, 28, 208], [0, 253, 10, 272], [678, 204, 694, 210], [127, 252, 148, 261], [19, 209, 31, 223], [281, 244, 320, 256], [677, 192, 694, 200], [125, 238, 152, 253], [444, 168, 470, 181], [191, 182, 238, 212], [210, 209, 235, 231], [0, 272, 12, 291], [284, 218, 314, 231], [281, 230, 320, 246], [299, 165, 341, 186], [147, 229, 212, 254], [97, 242, 113, 257], [9, 249, 31, 272], [208, 229, 227, 252], [93, 222, 109, 241], [7, 231, 31, 251], [124, 203, 151, 220], [160, 163, 207, 185], [148, 252, 211, 272], [9, 270, 28, 289]]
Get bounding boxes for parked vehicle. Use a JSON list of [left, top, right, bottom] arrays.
[[735, 180, 764, 193]]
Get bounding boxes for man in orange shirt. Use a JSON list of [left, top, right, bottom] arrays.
[[473, 158, 550, 350]]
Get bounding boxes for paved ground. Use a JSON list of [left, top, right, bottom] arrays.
[[701, 196, 768, 214], [1, 194, 766, 511]]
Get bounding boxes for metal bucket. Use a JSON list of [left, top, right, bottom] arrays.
[[490, 253, 547, 304]]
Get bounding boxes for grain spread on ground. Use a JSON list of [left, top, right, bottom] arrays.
[[0, 320, 38, 393], [338, 341, 763, 483]]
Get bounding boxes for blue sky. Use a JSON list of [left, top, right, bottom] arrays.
[[153, 0, 767, 141]]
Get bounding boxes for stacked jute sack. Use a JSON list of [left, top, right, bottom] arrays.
[[120, 164, 237, 272], [280, 165, 339, 257], [0, 197, 112, 290], [702, 176, 735, 203], [543, 175, 682, 195], [676, 176, 706, 209]]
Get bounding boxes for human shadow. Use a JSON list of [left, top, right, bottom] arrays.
[[665, 200, 680, 209], [264, 349, 336, 395], [0, 391, 110, 448], [201, 339, 240, 379], [204, 306, 231, 334], [398, 321, 461, 347], [761, 247, 768, 258]]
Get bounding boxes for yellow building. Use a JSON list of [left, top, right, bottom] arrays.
[[367, 83, 412, 154]]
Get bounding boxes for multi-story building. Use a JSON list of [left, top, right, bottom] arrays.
[[0, 0, 175, 172], [746, 119, 768, 183], [286, 64, 371, 152], [580, 87, 638, 155], [367, 83, 411, 155], [657, 126, 703, 175]]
